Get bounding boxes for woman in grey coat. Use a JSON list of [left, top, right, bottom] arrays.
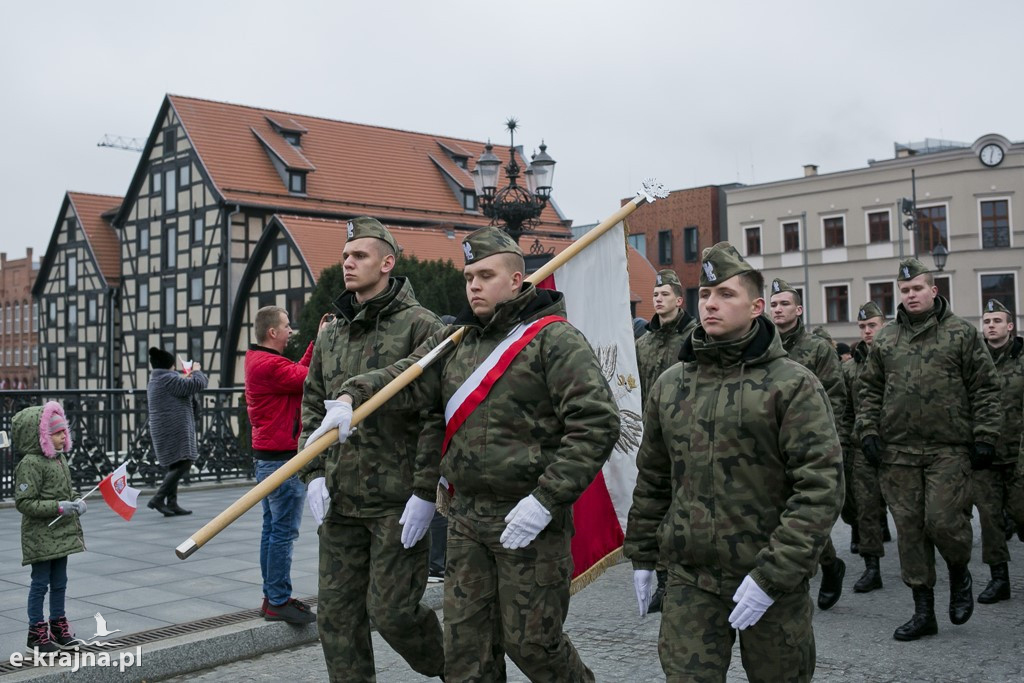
[[147, 347, 208, 516]]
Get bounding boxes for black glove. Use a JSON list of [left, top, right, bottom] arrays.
[[861, 435, 883, 467], [970, 442, 996, 470]]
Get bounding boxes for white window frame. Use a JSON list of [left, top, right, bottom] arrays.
[[909, 201, 949, 257], [977, 196, 1013, 250], [864, 208, 892, 245], [865, 279, 897, 319], [822, 282, 851, 323], [780, 219, 801, 253], [977, 270, 1018, 317], [820, 213, 847, 249], [743, 225, 763, 256]]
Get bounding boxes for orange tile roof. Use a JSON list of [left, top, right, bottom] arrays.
[[250, 127, 316, 171], [169, 95, 568, 233], [67, 192, 123, 286], [276, 215, 655, 320]]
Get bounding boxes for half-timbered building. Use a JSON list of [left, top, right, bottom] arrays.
[[34, 192, 122, 391]]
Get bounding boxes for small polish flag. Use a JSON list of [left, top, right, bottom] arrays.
[[98, 463, 141, 521]]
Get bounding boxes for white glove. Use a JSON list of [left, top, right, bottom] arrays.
[[399, 495, 436, 549], [304, 400, 353, 449], [633, 569, 656, 617], [307, 477, 330, 525], [500, 495, 553, 549], [728, 575, 774, 630]]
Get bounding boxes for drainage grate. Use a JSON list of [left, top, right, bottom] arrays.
[[0, 596, 319, 676]]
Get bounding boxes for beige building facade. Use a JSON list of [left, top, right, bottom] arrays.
[[725, 133, 1023, 342]]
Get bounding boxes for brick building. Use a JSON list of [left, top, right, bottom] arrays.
[[0, 249, 40, 388], [624, 185, 735, 315]]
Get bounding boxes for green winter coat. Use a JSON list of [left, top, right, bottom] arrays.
[[625, 316, 843, 600], [299, 277, 443, 517], [780, 319, 849, 445], [856, 296, 1002, 461], [635, 310, 698, 400], [13, 406, 85, 566], [341, 284, 620, 515], [988, 336, 1024, 465]]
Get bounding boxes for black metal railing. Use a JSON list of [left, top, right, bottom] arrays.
[[0, 388, 253, 501]]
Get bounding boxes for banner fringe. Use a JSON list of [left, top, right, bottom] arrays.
[[570, 546, 623, 596]]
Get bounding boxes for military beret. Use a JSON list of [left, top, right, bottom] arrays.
[[699, 241, 754, 287], [461, 226, 522, 265], [346, 216, 399, 254], [655, 269, 680, 288], [857, 301, 885, 321], [984, 299, 1011, 316], [149, 346, 175, 370], [897, 257, 930, 282], [770, 277, 798, 297]]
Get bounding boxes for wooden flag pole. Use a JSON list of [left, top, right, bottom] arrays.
[[175, 179, 667, 560]]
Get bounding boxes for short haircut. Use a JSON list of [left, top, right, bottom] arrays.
[[736, 271, 765, 300], [669, 283, 684, 298], [255, 306, 286, 343], [984, 311, 1013, 324], [374, 239, 397, 260], [501, 251, 526, 276], [921, 272, 935, 286], [774, 290, 803, 307]]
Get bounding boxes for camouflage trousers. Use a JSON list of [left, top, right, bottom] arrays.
[[443, 508, 593, 683], [880, 454, 973, 588], [971, 464, 1024, 565], [659, 573, 815, 683], [317, 512, 444, 683], [852, 450, 887, 557]]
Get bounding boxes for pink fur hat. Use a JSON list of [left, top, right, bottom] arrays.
[[40, 401, 73, 458]]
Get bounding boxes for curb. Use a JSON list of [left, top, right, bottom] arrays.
[[1, 587, 443, 682]]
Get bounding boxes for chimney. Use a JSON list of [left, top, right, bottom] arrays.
[[803, 164, 819, 177], [27, 247, 32, 261]]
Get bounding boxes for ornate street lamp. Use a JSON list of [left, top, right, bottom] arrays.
[[931, 243, 949, 271], [471, 118, 556, 244]]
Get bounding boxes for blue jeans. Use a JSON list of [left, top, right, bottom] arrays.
[[255, 459, 306, 606], [28, 556, 68, 625]]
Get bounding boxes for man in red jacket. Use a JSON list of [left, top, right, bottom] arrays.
[[244, 305, 329, 624]]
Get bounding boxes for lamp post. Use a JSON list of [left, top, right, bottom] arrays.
[[900, 169, 919, 259], [471, 118, 556, 244], [931, 243, 949, 271]]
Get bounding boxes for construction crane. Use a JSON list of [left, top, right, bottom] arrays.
[[97, 134, 145, 152]]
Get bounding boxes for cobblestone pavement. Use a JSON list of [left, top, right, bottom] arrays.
[[169, 515, 1024, 682]]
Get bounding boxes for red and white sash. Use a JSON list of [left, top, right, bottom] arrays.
[[441, 315, 566, 455]]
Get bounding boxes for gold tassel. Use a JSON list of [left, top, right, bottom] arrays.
[[435, 482, 452, 517], [569, 547, 623, 596]]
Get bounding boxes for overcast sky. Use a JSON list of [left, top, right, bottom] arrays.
[[1, 0, 1021, 258]]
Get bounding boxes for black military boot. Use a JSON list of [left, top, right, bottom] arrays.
[[947, 563, 974, 625], [817, 557, 845, 610], [854, 555, 882, 593], [165, 496, 192, 515], [147, 495, 175, 517], [893, 586, 938, 641], [850, 525, 860, 555], [648, 570, 667, 614], [977, 562, 1010, 604]]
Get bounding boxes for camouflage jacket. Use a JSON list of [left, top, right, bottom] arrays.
[[341, 284, 620, 516], [13, 406, 86, 566], [299, 277, 443, 517], [779, 319, 849, 445], [624, 317, 843, 599], [988, 336, 1024, 464], [840, 340, 870, 451], [635, 310, 698, 400], [856, 297, 1002, 461]]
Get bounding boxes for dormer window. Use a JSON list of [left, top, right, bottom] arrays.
[[463, 191, 477, 211], [289, 171, 307, 194], [266, 115, 308, 147], [453, 156, 468, 170], [283, 132, 301, 146]]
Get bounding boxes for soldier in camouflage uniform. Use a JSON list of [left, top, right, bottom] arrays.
[[626, 243, 843, 683], [973, 299, 1024, 603], [769, 277, 850, 611], [857, 258, 1002, 641], [634, 268, 698, 612], [299, 217, 445, 682], [337, 226, 620, 682], [844, 301, 890, 593]]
